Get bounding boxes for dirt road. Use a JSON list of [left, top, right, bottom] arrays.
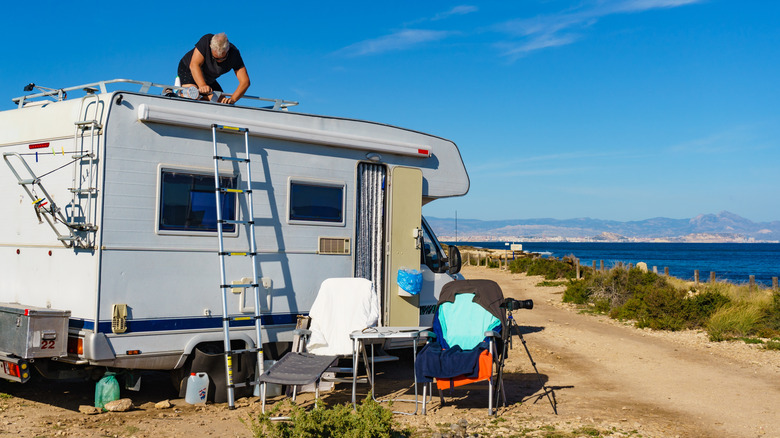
[[0, 265, 777, 437], [472, 266, 780, 437]]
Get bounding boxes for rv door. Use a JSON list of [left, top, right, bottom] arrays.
[[384, 167, 422, 327]]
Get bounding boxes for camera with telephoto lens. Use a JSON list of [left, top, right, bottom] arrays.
[[502, 298, 534, 311]]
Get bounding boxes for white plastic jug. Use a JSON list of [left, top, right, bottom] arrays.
[[185, 372, 209, 404]]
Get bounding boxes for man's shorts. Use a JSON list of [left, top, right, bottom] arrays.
[[177, 61, 223, 91]]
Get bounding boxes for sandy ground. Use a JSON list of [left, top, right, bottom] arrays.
[[0, 265, 778, 437]]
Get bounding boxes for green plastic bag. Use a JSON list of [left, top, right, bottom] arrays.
[[94, 372, 120, 409]]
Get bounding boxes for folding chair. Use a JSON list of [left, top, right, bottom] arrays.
[[258, 277, 379, 412], [416, 279, 508, 415]]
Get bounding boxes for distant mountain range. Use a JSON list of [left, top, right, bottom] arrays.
[[427, 211, 780, 243]]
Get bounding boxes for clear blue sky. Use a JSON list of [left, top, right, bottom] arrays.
[[4, 1, 779, 223]]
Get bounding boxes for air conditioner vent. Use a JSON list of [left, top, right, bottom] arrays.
[[319, 237, 350, 255]]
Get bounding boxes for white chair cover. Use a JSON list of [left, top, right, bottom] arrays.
[[306, 278, 379, 356]]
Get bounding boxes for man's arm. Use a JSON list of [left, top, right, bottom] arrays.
[[189, 48, 213, 95], [223, 67, 250, 104]]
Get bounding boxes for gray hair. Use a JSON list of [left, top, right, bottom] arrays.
[[210, 33, 230, 57]]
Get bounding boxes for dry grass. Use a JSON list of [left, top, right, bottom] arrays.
[[703, 282, 774, 307], [706, 303, 765, 341]]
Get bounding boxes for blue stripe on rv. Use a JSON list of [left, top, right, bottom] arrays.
[[68, 313, 301, 333]]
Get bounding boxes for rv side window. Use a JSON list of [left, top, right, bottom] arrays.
[[288, 181, 344, 224], [159, 171, 237, 233]]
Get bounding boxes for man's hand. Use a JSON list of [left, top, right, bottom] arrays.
[[219, 96, 235, 104], [227, 67, 250, 104], [198, 84, 213, 95]]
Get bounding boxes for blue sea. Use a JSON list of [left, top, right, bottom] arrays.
[[445, 242, 780, 287]]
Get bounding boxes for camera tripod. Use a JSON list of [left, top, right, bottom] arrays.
[[496, 303, 558, 414]]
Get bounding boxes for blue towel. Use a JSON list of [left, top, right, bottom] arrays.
[[415, 341, 488, 383]]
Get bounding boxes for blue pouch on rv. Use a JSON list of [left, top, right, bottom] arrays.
[[397, 268, 422, 295]]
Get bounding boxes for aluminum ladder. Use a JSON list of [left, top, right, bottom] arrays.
[[1, 92, 103, 249], [68, 90, 101, 238], [2, 152, 75, 247], [211, 124, 264, 409]]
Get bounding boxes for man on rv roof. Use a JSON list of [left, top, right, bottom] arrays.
[[177, 33, 250, 104]]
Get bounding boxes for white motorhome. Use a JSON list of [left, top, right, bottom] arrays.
[[0, 79, 468, 390]]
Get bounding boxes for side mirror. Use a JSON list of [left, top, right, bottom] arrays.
[[447, 245, 462, 276]]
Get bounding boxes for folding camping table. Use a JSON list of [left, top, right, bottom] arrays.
[[350, 326, 430, 415]]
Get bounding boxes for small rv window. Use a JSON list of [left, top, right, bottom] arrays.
[[289, 181, 344, 224], [159, 171, 237, 233]]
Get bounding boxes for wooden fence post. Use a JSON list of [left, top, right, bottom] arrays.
[[653, 266, 658, 274], [710, 271, 716, 283], [600, 260, 604, 272], [576, 258, 580, 280], [749, 275, 755, 291], [773, 277, 778, 290], [664, 267, 669, 276], [694, 270, 699, 285]]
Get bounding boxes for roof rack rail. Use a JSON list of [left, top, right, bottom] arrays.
[[11, 78, 299, 111]]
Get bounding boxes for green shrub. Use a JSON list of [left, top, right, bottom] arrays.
[[246, 397, 410, 438], [560, 262, 777, 342], [574, 426, 603, 436], [681, 291, 730, 327], [537, 280, 567, 287], [642, 314, 686, 331], [592, 298, 611, 314], [509, 256, 576, 280], [563, 280, 591, 304], [759, 291, 780, 337], [586, 267, 670, 310], [564, 267, 732, 332], [509, 257, 532, 273], [764, 340, 780, 351]]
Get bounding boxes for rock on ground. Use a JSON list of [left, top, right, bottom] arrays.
[[103, 398, 134, 412]]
